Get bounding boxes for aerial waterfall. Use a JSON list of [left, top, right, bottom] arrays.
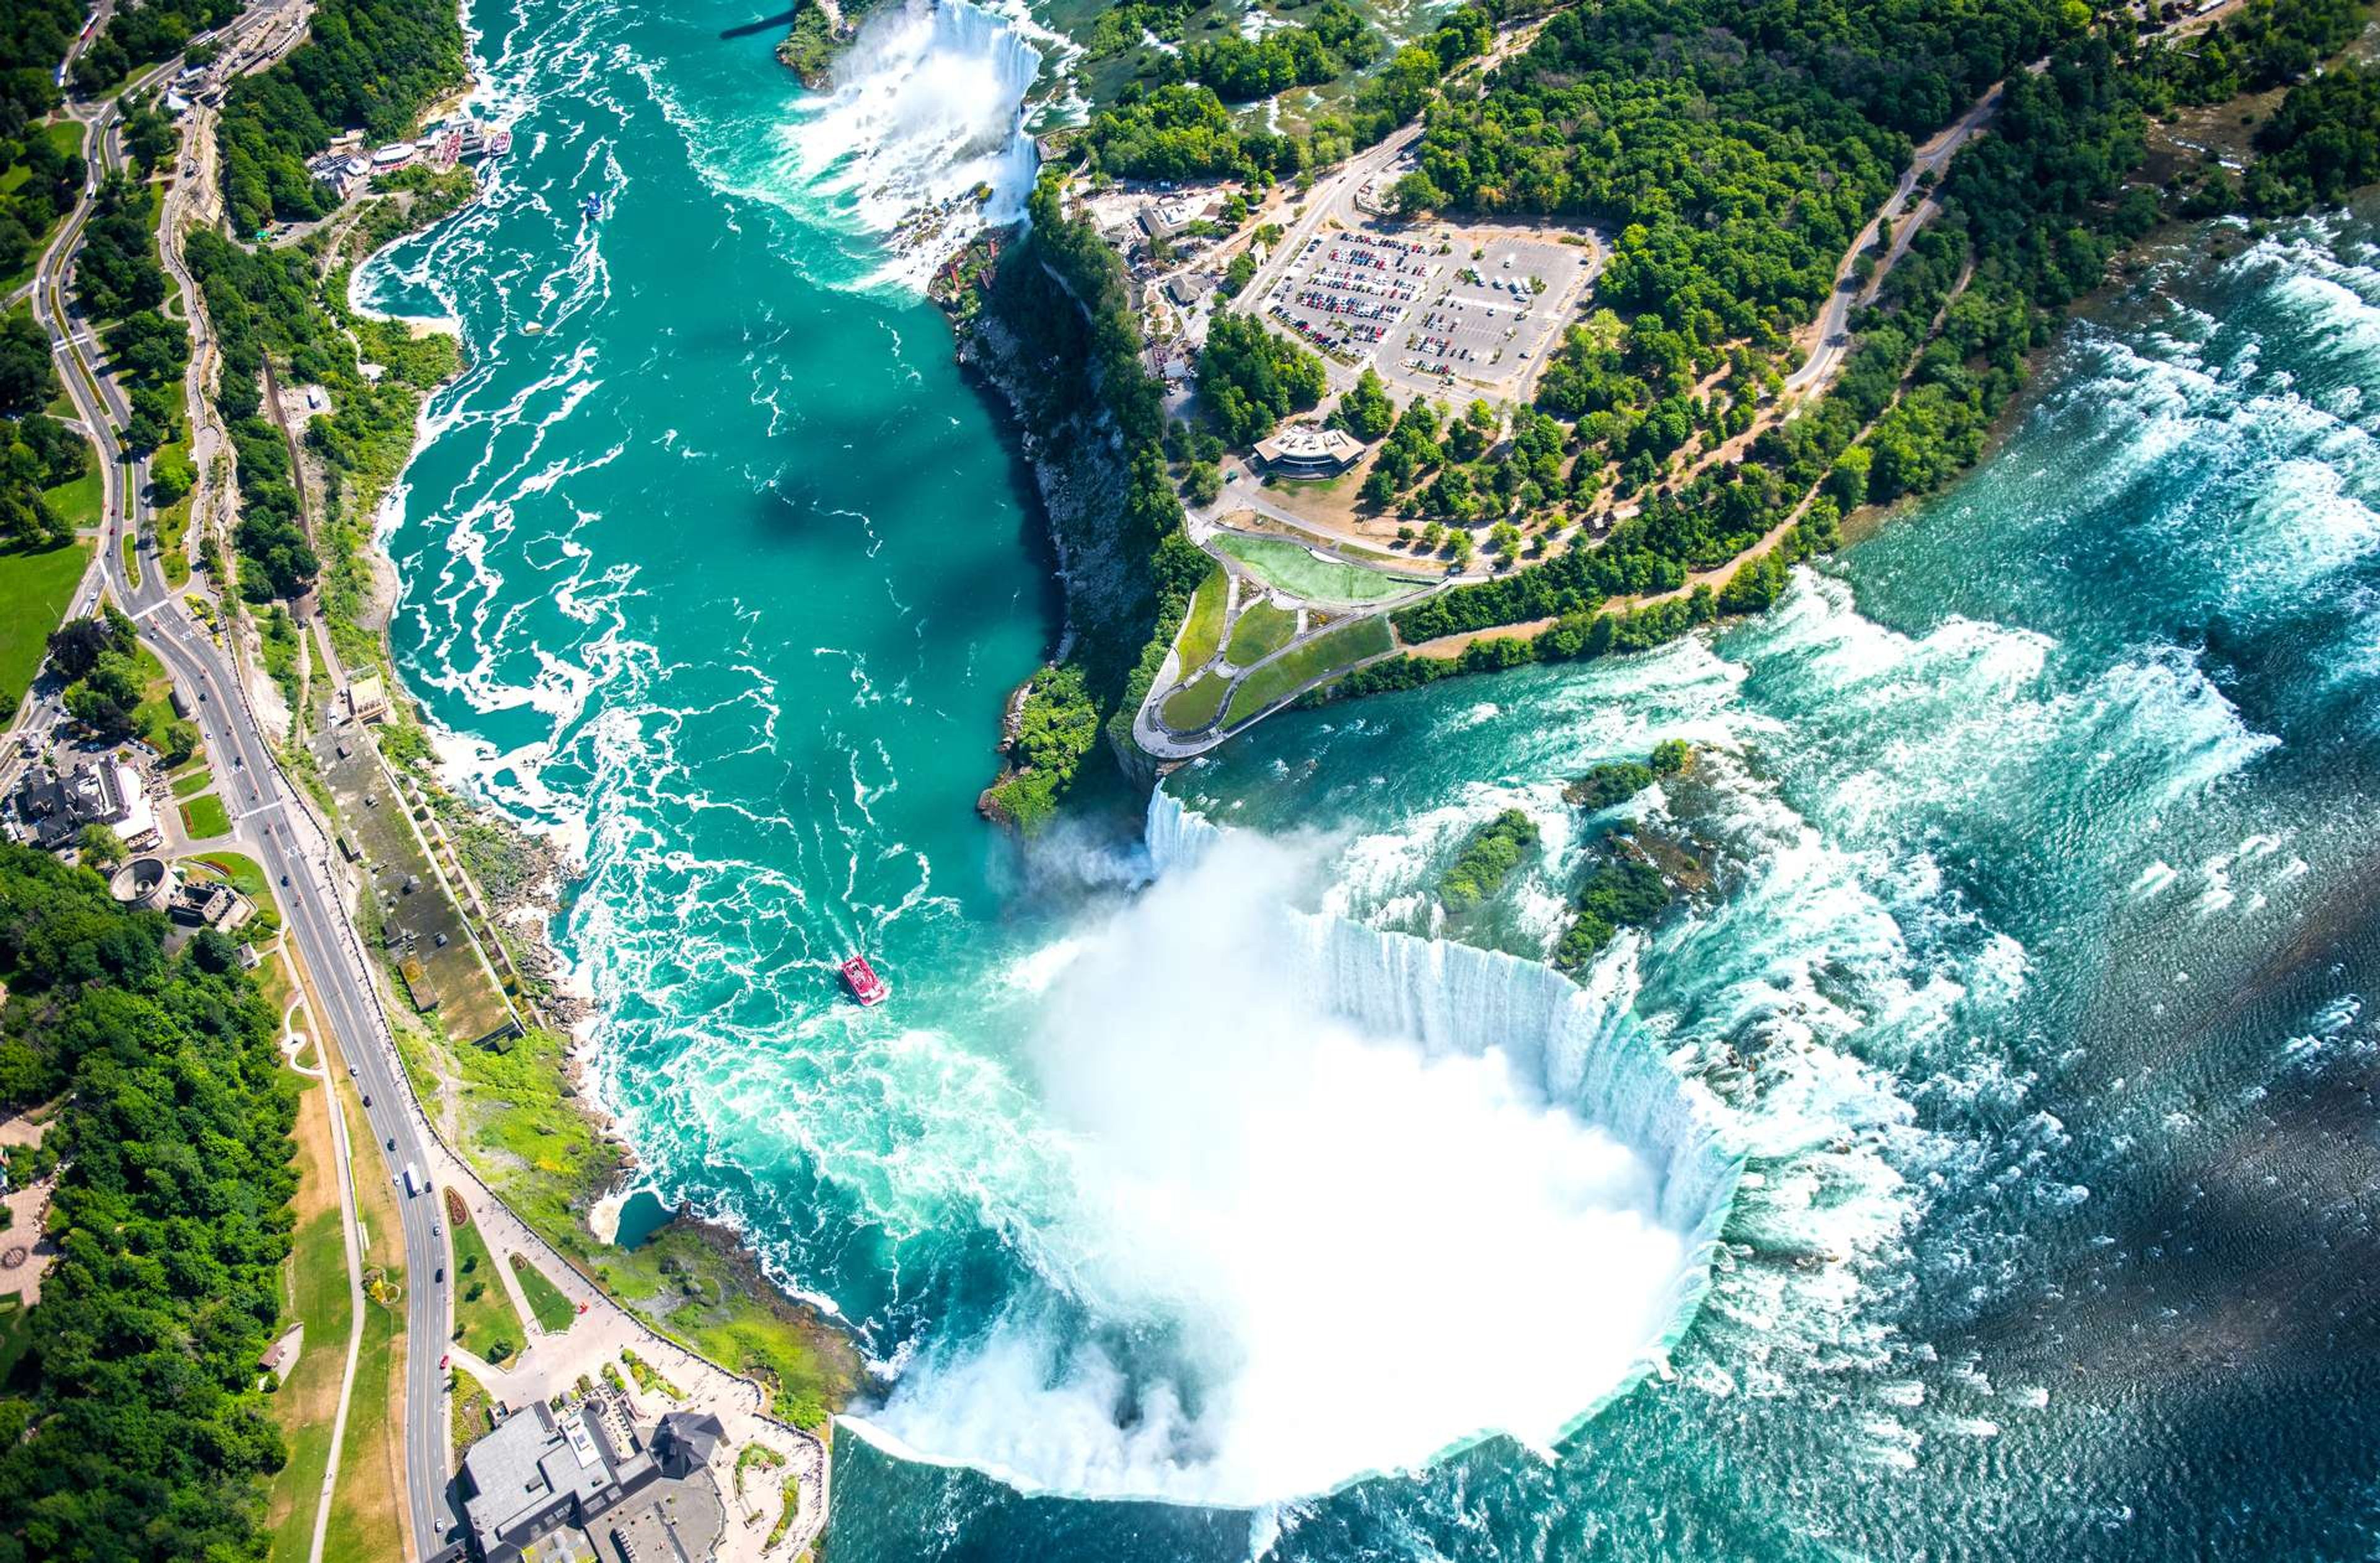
[[845, 792, 1742, 1506], [786, 0, 1042, 284]]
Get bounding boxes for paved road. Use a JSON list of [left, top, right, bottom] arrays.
[[28, 7, 467, 1556], [1783, 82, 2005, 397]]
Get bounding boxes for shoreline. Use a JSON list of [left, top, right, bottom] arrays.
[[319, 16, 865, 1443]]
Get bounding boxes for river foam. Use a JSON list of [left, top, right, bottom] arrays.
[[847, 793, 1739, 1507]]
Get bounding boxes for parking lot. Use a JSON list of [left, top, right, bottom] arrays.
[[1261, 229, 1437, 363], [1257, 227, 1593, 402]]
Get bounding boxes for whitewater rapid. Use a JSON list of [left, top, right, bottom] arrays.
[[847, 793, 1739, 1507], [356, 1, 2380, 1544]]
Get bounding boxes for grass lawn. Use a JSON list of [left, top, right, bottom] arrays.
[[119, 532, 139, 591], [1219, 533, 1434, 605], [509, 1252, 578, 1334], [263, 1071, 356, 1563], [0, 539, 89, 717], [0, 1297, 33, 1385], [154, 433, 195, 588], [42, 466, 104, 534], [187, 850, 280, 923], [1160, 671, 1230, 733], [385, 1011, 860, 1429], [180, 792, 232, 839], [1225, 598, 1298, 667], [130, 643, 177, 747], [1175, 562, 1228, 672], [322, 1075, 405, 1563], [450, 1367, 495, 1465], [172, 765, 216, 798], [1223, 616, 1394, 728], [447, 1210, 524, 1360]]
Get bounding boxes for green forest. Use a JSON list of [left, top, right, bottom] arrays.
[[970, 174, 1207, 829], [187, 225, 460, 617], [216, 0, 465, 235], [0, 310, 89, 552], [1307, 0, 2380, 700], [1078, 3, 1496, 182], [69, 0, 243, 98], [0, 845, 298, 1562]]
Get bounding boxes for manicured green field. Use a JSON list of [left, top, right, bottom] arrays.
[[509, 1251, 579, 1334], [264, 1202, 353, 1563], [131, 643, 183, 756], [1219, 534, 1432, 605], [447, 1213, 524, 1360], [1223, 616, 1394, 728], [1160, 671, 1230, 733], [0, 540, 88, 717], [172, 766, 216, 798], [1225, 598, 1298, 667], [42, 466, 103, 534], [1175, 563, 1228, 672], [180, 793, 232, 839]]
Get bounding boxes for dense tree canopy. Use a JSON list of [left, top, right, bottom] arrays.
[[216, 0, 465, 234], [1199, 311, 1326, 446], [1080, 4, 1493, 182], [0, 843, 297, 1562]]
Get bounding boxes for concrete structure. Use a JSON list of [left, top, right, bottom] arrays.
[[1140, 193, 1216, 244], [109, 855, 172, 911], [1165, 271, 1215, 309], [370, 142, 416, 170], [456, 1399, 726, 1563], [169, 876, 255, 934], [1253, 425, 1364, 477]]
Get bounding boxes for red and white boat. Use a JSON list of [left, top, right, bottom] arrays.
[[839, 953, 889, 1007]]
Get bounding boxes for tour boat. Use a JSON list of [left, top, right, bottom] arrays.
[[839, 953, 889, 1006], [581, 192, 605, 221]]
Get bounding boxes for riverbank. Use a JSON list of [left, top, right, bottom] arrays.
[[338, 327, 868, 1432]]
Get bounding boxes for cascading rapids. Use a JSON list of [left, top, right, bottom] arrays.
[[785, 0, 1041, 282], [844, 793, 1740, 1508]]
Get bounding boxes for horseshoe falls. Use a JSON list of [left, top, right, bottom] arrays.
[[358, 0, 2380, 1551]]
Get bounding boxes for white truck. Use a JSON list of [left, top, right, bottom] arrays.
[[402, 1162, 423, 1197]]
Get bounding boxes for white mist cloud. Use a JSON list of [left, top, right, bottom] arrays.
[[851, 829, 1708, 1507]]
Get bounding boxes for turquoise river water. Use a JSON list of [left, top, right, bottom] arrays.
[[360, 0, 2380, 1556]]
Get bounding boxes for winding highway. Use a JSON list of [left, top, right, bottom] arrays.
[[27, 6, 459, 1555]]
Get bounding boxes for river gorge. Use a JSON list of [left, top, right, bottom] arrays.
[[355, 0, 2380, 1556]]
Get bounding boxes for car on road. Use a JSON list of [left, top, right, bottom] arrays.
[[435, 1266, 444, 1282]]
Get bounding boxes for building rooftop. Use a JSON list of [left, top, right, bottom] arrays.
[[1253, 425, 1364, 473]]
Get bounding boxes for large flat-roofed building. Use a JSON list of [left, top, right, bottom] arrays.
[[456, 1399, 727, 1563], [461, 1402, 653, 1562], [1254, 425, 1364, 477]]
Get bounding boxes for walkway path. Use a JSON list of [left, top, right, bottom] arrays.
[[281, 959, 372, 1563]]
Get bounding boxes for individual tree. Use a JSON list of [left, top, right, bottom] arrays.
[[1334, 367, 1395, 441], [76, 822, 127, 869]]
